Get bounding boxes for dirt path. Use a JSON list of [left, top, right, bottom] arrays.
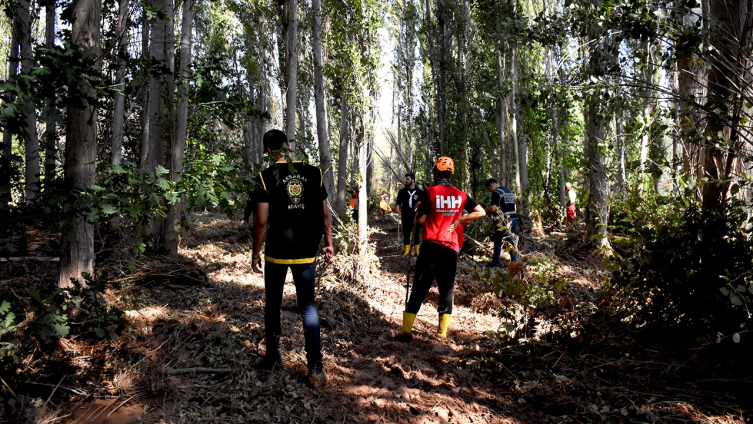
[[17, 212, 743, 424], [83, 212, 516, 424]]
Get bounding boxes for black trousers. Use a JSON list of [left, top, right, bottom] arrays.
[[405, 241, 458, 315], [402, 209, 420, 245], [264, 261, 322, 367]]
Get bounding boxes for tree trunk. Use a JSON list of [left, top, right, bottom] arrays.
[[510, 47, 522, 194], [702, 0, 753, 210], [312, 0, 333, 200], [285, 0, 298, 152], [165, 0, 194, 256], [1, 20, 19, 210], [357, 124, 368, 256], [111, 0, 130, 167], [139, 9, 150, 168], [43, 2, 58, 180], [147, 0, 167, 246], [638, 41, 653, 194], [335, 96, 349, 217], [424, 0, 444, 155], [164, 0, 176, 141], [60, 0, 102, 287], [146, 0, 166, 175], [19, 0, 39, 203], [496, 49, 507, 185], [586, 90, 611, 250]]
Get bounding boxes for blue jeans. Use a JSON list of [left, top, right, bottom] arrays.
[[264, 261, 322, 368], [491, 218, 519, 264]]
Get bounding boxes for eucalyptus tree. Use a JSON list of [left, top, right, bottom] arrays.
[[312, 0, 334, 199], [165, 0, 195, 256], [18, 0, 38, 203], [1, 12, 19, 210], [60, 0, 102, 287]]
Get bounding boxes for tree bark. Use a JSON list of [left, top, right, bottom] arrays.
[[586, 91, 611, 250], [312, 0, 334, 200], [496, 49, 507, 185], [19, 0, 39, 203], [335, 96, 349, 217], [111, 0, 130, 167], [424, 0, 444, 155], [285, 0, 298, 152], [510, 46, 522, 194], [702, 0, 753, 210], [139, 9, 150, 168], [1, 19, 19, 210], [43, 1, 58, 180], [165, 0, 194, 256], [60, 0, 102, 287]]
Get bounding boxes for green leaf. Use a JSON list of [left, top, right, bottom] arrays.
[[0, 301, 10, 315], [54, 323, 70, 337], [101, 204, 117, 214], [719, 287, 730, 296], [732, 333, 741, 343], [156, 165, 169, 176], [3, 312, 15, 330], [735, 284, 746, 293], [730, 294, 743, 306]]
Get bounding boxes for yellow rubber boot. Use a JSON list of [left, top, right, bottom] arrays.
[[435, 314, 451, 338], [414, 245, 420, 256], [395, 312, 416, 342], [404, 245, 410, 255]]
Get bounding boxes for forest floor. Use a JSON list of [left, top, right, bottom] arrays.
[[1, 211, 751, 423]]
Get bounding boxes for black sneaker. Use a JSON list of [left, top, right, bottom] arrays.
[[308, 363, 328, 385], [486, 262, 499, 268], [394, 331, 413, 343], [254, 355, 284, 371]]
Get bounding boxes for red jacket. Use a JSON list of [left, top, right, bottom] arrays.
[[423, 185, 468, 252]]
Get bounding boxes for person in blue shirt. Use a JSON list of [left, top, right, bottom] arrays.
[[484, 178, 519, 267]]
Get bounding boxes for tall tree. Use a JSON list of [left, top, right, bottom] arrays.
[[43, 0, 58, 180], [19, 0, 39, 203], [165, 0, 194, 255], [1, 14, 19, 210], [335, 96, 349, 217], [59, 0, 102, 287], [111, 0, 130, 167], [312, 0, 334, 200], [285, 0, 298, 151]]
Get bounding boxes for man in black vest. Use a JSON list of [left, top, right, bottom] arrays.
[[251, 129, 333, 385], [395, 173, 423, 255]]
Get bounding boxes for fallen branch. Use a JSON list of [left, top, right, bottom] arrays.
[[463, 234, 493, 254], [167, 367, 233, 375], [0, 257, 59, 262]]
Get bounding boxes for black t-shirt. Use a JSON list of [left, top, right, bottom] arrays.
[[255, 161, 328, 264], [416, 180, 479, 215], [396, 186, 423, 212]]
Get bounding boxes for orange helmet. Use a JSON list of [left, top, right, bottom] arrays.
[[433, 157, 455, 174]]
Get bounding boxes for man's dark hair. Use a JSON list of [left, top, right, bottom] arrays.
[[434, 170, 452, 180], [263, 129, 287, 152], [405, 172, 415, 180], [485, 178, 498, 188]]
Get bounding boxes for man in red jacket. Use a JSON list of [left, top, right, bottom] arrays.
[[394, 157, 485, 341]]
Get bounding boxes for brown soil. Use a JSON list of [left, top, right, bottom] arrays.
[[1, 212, 749, 423]]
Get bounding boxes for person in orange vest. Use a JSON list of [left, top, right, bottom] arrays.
[[394, 157, 485, 341], [346, 185, 359, 221], [379, 191, 392, 217]]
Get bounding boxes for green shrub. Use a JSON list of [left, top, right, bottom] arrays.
[[606, 203, 753, 338]]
